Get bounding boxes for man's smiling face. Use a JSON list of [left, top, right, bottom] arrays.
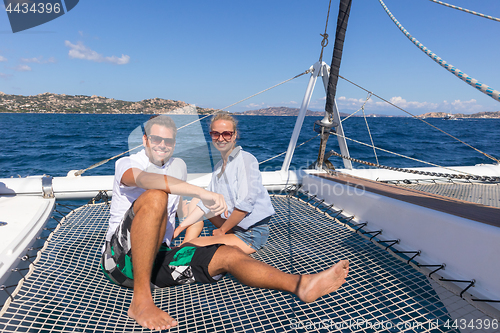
[[143, 124, 176, 166]]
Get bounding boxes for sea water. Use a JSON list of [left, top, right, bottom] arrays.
[[1, 113, 499, 179]]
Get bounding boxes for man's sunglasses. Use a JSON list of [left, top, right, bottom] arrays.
[[209, 131, 234, 141], [148, 135, 175, 146]]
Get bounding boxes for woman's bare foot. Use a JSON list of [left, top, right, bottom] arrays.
[[128, 297, 178, 330], [297, 260, 349, 303]]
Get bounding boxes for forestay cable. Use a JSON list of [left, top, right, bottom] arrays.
[[378, 0, 500, 103]]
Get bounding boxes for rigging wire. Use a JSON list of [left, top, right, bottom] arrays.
[[318, 0, 332, 63], [258, 134, 320, 165], [177, 70, 309, 131], [326, 148, 500, 182], [329, 131, 476, 176], [338, 74, 500, 164], [359, 93, 379, 165], [73, 70, 309, 176], [339, 92, 372, 122], [427, 0, 500, 22], [378, 0, 500, 103]]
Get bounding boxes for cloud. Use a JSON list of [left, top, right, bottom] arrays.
[[336, 95, 485, 115], [448, 99, 483, 113], [64, 41, 130, 65], [386, 96, 439, 110], [21, 56, 56, 64], [13, 64, 32, 71], [0, 56, 7, 62], [245, 102, 267, 109], [0, 73, 13, 79]]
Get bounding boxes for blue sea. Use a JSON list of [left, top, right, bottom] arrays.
[[1, 113, 499, 180]]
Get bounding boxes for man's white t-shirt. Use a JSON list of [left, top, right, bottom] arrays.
[[105, 149, 187, 249]]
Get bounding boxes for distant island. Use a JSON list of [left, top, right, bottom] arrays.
[[0, 92, 219, 115], [417, 111, 500, 119], [1, 92, 499, 118]]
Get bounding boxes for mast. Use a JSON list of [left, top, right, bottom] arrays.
[[317, 0, 353, 170], [281, 0, 353, 173]]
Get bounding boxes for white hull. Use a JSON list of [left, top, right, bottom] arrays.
[[302, 165, 500, 317], [0, 195, 55, 287]]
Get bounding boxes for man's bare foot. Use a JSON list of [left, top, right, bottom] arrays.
[[128, 297, 178, 330], [297, 260, 349, 303]]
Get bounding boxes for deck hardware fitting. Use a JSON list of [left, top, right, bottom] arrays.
[[361, 229, 382, 240], [314, 199, 325, 208], [393, 250, 421, 264], [439, 279, 475, 298], [377, 239, 400, 250], [352, 222, 367, 233], [417, 264, 446, 278]]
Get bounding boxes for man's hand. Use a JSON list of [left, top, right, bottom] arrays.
[[200, 191, 228, 217]]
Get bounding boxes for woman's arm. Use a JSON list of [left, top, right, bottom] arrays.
[[173, 205, 205, 239], [212, 208, 248, 236]]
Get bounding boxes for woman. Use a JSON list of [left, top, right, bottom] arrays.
[[173, 113, 275, 254]]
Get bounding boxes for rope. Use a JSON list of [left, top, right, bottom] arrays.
[[258, 134, 320, 165], [340, 92, 372, 122], [428, 0, 500, 22], [329, 130, 475, 175], [318, 0, 332, 63], [73, 70, 309, 176], [378, 0, 500, 103], [359, 93, 379, 165], [338, 74, 500, 164], [327, 149, 500, 182], [177, 70, 309, 132]]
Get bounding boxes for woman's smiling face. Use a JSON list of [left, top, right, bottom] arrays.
[[210, 119, 236, 155]]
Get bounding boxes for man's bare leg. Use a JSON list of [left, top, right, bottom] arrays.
[[207, 245, 349, 302], [127, 189, 178, 330]]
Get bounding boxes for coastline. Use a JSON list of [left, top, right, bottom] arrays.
[[1, 92, 499, 118], [2, 111, 500, 118]]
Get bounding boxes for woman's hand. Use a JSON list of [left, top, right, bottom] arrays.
[[212, 228, 226, 237], [173, 225, 187, 239]]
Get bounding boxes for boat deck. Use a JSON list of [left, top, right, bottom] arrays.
[[0, 195, 493, 332], [315, 173, 500, 228], [397, 182, 500, 209]]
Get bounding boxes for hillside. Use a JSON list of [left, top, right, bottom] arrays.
[[0, 92, 219, 115]]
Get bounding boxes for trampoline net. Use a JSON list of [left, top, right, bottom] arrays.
[[0, 195, 460, 333]]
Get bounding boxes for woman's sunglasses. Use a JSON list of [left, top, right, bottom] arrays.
[[148, 135, 175, 146], [209, 131, 234, 141]]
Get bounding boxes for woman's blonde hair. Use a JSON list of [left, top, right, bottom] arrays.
[[210, 112, 238, 133]]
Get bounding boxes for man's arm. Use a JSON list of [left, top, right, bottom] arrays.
[[122, 168, 227, 217]]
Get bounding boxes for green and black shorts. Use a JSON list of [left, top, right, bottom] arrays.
[[100, 204, 223, 289]]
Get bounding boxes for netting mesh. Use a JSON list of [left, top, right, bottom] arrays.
[[398, 182, 500, 208], [0, 195, 460, 332]]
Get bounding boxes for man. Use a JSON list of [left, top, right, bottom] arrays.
[[101, 115, 349, 331]]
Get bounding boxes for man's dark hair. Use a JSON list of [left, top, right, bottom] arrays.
[[144, 115, 177, 139]]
